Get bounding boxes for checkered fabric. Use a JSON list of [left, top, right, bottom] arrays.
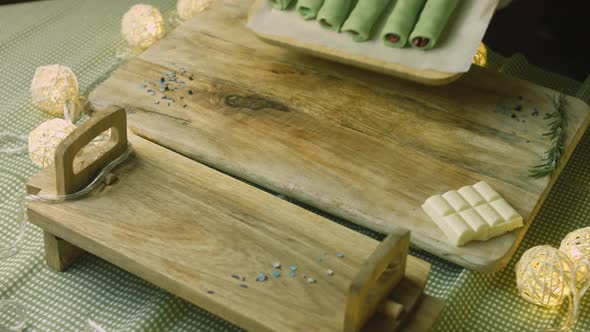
[[1, 1, 589, 331]]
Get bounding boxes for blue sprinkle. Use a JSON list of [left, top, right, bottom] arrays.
[[336, 252, 344, 258], [256, 273, 268, 282], [272, 271, 281, 278], [289, 265, 297, 271], [289, 271, 296, 278]]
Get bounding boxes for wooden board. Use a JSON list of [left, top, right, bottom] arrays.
[[26, 124, 439, 332], [88, 0, 590, 272], [247, 0, 463, 86]]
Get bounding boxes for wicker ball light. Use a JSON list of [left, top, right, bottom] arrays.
[[121, 4, 166, 49], [516, 245, 575, 307], [28, 118, 75, 168], [31, 64, 80, 117], [560, 228, 590, 265], [177, 0, 215, 20]]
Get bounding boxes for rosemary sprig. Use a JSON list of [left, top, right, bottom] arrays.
[[529, 92, 568, 178]]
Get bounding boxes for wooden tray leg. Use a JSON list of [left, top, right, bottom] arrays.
[[43, 231, 85, 272]]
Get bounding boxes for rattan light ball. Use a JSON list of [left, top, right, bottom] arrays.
[[515, 245, 575, 307], [177, 0, 215, 20], [31, 65, 79, 117], [560, 228, 590, 264], [560, 228, 590, 284], [121, 4, 166, 49], [28, 119, 75, 168]]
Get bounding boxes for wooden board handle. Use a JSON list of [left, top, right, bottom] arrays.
[[55, 107, 128, 195], [344, 228, 410, 332]]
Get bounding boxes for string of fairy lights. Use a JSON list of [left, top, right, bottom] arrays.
[[1, 0, 590, 331], [516, 229, 590, 331], [0, 1, 214, 331]]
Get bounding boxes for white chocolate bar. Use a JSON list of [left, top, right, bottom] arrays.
[[422, 181, 523, 246]]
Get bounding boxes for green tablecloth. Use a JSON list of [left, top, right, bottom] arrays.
[[1, 1, 589, 331]]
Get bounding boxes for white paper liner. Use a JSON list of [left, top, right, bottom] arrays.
[[247, 0, 499, 73]]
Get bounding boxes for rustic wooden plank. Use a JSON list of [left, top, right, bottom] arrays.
[[87, 1, 590, 271], [27, 130, 435, 332]]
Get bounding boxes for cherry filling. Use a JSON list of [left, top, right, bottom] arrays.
[[385, 33, 400, 43], [412, 37, 430, 48]]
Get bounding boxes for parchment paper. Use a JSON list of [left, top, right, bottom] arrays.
[[247, 0, 499, 73]]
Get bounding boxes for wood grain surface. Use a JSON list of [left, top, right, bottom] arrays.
[[27, 130, 436, 332], [88, 0, 590, 271]]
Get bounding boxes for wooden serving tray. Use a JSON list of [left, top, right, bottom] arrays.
[[247, 0, 494, 85], [88, 0, 590, 272], [27, 108, 443, 332]]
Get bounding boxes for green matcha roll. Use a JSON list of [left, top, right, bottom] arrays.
[[381, 0, 426, 47], [341, 0, 392, 42], [297, 0, 325, 20], [268, 0, 294, 10], [316, 0, 355, 31], [409, 0, 459, 49]]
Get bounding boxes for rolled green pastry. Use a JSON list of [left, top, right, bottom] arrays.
[[297, 0, 325, 20], [381, 0, 426, 47], [409, 0, 459, 49], [268, 0, 294, 10], [341, 0, 392, 42], [316, 0, 354, 31]]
